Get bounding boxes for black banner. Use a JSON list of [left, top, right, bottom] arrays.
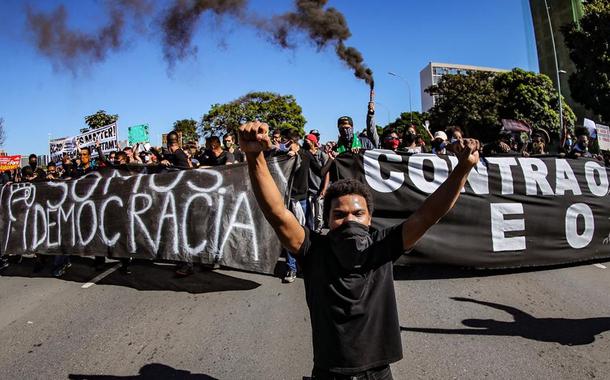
[[331, 151, 610, 268], [0, 158, 293, 274]]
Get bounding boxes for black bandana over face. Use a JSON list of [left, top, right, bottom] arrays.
[[327, 221, 373, 270], [338, 127, 354, 147]]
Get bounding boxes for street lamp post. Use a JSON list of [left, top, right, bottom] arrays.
[[388, 72, 413, 124], [374, 101, 392, 126], [543, 0, 564, 137]]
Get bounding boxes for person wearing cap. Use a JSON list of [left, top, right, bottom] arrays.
[[431, 131, 448, 155], [309, 129, 321, 144], [335, 99, 379, 154], [304, 133, 329, 232]]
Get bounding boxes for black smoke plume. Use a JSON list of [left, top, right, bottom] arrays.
[[25, 0, 152, 71], [271, 0, 374, 88], [25, 0, 374, 87], [160, 0, 247, 66]]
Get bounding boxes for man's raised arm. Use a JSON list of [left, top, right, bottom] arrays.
[[366, 90, 379, 148], [402, 138, 480, 251], [239, 122, 305, 254]]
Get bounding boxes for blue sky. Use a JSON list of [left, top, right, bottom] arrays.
[[0, 0, 538, 155]]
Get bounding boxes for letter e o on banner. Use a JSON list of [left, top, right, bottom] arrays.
[[565, 203, 594, 249], [584, 161, 609, 197]]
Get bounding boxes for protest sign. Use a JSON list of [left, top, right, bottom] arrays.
[[595, 124, 610, 151], [128, 124, 150, 145], [49, 124, 119, 161], [0, 155, 22, 171], [584, 118, 598, 139]]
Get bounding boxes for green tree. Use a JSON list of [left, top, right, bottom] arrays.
[[426, 71, 500, 142], [426, 69, 575, 143], [173, 119, 199, 144], [495, 68, 575, 135], [200, 91, 306, 137], [84, 110, 118, 130], [563, 0, 610, 122]]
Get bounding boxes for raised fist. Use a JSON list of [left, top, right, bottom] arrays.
[[448, 138, 480, 168], [238, 121, 272, 153]]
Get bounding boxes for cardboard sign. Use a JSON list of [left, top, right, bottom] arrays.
[[49, 123, 119, 161], [596, 124, 610, 151], [128, 124, 150, 145]]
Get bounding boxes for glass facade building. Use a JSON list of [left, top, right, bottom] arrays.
[[529, 0, 587, 119]]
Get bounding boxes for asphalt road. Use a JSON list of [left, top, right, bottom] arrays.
[[0, 256, 608, 380]]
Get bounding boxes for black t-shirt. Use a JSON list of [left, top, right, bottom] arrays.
[[199, 149, 229, 166], [299, 224, 405, 374], [291, 149, 322, 201], [164, 148, 191, 169]]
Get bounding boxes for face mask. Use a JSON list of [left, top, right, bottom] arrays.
[[433, 140, 445, 150], [339, 127, 354, 143], [404, 132, 416, 143], [279, 143, 289, 152], [450, 137, 458, 144], [383, 139, 400, 150], [327, 221, 372, 270], [566, 139, 572, 146], [578, 142, 588, 151]]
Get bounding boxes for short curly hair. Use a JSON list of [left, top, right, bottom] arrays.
[[323, 179, 374, 224]]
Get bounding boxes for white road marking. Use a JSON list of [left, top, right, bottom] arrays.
[[81, 264, 121, 289], [593, 264, 607, 269]]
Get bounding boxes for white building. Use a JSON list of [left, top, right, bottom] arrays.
[[420, 62, 508, 112]]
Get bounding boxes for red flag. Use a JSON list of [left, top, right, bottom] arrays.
[[501, 119, 531, 133]]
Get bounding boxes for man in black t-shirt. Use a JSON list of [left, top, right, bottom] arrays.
[[238, 121, 481, 379], [223, 132, 245, 163], [21, 154, 46, 182], [199, 136, 230, 166], [161, 131, 192, 169]]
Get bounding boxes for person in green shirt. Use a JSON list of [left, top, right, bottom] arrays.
[[336, 98, 379, 154]]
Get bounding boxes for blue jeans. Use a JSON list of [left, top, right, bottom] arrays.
[[286, 199, 310, 272], [53, 255, 70, 268]]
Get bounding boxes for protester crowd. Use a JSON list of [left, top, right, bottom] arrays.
[[1, 99, 606, 280]]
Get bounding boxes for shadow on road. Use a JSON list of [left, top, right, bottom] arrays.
[[68, 363, 218, 379], [401, 297, 610, 346], [392, 259, 610, 281], [0, 256, 260, 294]]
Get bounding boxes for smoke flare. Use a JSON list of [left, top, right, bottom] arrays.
[[26, 0, 152, 71], [271, 0, 374, 88], [160, 0, 247, 65], [25, 0, 374, 87]]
